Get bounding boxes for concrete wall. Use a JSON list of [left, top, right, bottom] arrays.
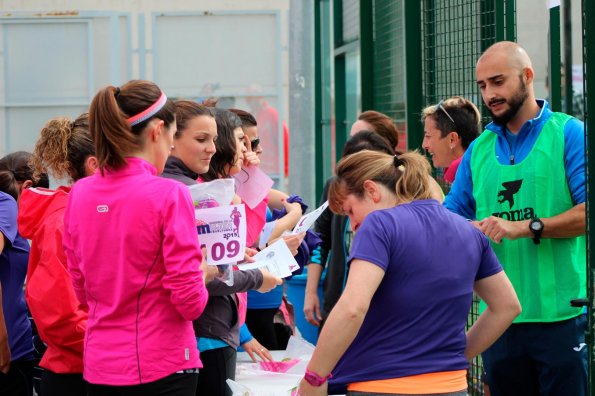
[[0, 0, 290, 161]]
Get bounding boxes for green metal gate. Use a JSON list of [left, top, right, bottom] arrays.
[[315, 0, 595, 394]]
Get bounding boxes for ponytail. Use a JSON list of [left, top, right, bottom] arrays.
[[393, 151, 433, 203], [328, 150, 434, 214], [90, 86, 137, 172], [31, 113, 94, 183], [89, 80, 175, 173]]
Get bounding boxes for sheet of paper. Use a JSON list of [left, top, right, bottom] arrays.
[[195, 204, 246, 265], [291, 201, 329, 234], [233, 165, 274, 209], [259, 220, 276, 247], [238, 239, 298, 278]]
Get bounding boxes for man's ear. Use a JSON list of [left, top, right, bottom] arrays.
[[523, 66, 534, 85]]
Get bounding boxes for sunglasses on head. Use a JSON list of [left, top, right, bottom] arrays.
[[436, 100, 455, 124], [250, 137, 261, 150]]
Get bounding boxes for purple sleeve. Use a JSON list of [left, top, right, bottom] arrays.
[[161, 183, 209, 321], [475, 233, 503, 281], [0, 193, 17, 245], [347, 212, 391, 272]]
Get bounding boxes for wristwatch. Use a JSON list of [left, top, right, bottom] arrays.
[[304, 369, 332, 387], [529, 217, 544, 245]]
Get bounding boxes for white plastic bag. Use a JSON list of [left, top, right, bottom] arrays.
[[188, 178, 235, 208]]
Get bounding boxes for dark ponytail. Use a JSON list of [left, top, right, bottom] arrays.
[[89, 80, 175, 172]]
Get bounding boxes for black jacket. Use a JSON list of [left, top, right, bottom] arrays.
[[313, 178, 351, 318]]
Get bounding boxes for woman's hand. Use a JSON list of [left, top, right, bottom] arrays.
[[242, 338, 273, 362], [242, 247, 258, 263], [243, 151, 260, 168], [282, 232, 306, 256], [297, 378, 328, 396], [200, 247, 218, 284], [258, 269, 283, 292], [304, 290, 322, 327]]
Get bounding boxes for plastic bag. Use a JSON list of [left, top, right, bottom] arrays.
[[229, 336, 316, 395], [188, 179, 235, 208], [217, 263, 234, 286]]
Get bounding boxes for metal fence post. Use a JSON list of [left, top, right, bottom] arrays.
[[404, 1, 423, 150], [549, 4, 562, 112], [582, 0, 595, 393]]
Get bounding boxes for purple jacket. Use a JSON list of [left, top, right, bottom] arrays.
[[63, 158, 208, 385]]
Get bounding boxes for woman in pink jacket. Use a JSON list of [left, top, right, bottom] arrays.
[[63, 80, 209, 396]]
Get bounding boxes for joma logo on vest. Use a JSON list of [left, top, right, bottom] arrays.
[[492, 207, 535, 221], [492, 179, 536, 220]]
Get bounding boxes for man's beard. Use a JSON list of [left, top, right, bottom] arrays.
[[488, 78, 529, 126]]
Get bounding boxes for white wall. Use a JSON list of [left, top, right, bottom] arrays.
[[516, 0, 584, 100], [0, 0, 290, 158]]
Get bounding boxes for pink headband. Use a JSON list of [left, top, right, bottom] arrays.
[[126, 91, 168, 126]]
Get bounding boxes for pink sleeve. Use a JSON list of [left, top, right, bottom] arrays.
[[63, 194, 88, 308], [243, 196, 268, 247], [237, 292, 248, 326], [161, 184, 209, 321]]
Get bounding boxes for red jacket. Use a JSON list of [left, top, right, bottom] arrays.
[[18, 186, 87, 373]]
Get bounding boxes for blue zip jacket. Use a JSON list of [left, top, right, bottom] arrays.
[[444, 100, 585, 219]]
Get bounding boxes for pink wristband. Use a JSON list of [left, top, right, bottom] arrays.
[[304, 368, 332, 387]]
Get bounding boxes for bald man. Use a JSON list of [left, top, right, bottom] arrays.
[[445, 41, 586, 396]]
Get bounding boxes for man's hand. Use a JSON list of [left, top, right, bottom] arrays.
[[304, 291, 322, 327], [241, 338, 273, 362], [478, 216, 529, 243]]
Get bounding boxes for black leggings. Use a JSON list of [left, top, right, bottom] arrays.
[[40, 370, 87, 396], [87, 372, 198, 396], [0, 359, 34, 396], [245, 308, 279, 350], [196, 347, 236, 396]]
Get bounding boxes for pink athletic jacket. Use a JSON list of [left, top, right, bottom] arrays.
[[63, 157, 208, 386]]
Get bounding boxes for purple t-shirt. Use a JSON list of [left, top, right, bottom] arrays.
[[330, 199, 501, 388], [0, 191, 33, 361]]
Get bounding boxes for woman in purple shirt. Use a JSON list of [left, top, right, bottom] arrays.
[[298, 150, 521, 396]]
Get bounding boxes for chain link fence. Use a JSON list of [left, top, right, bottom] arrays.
[[419, 1, 516, 394]]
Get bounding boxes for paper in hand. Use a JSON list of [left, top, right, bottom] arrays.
[[291, 201, 329, 234], [239, 239, 298, 278], [233, 165, 274, 209]]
